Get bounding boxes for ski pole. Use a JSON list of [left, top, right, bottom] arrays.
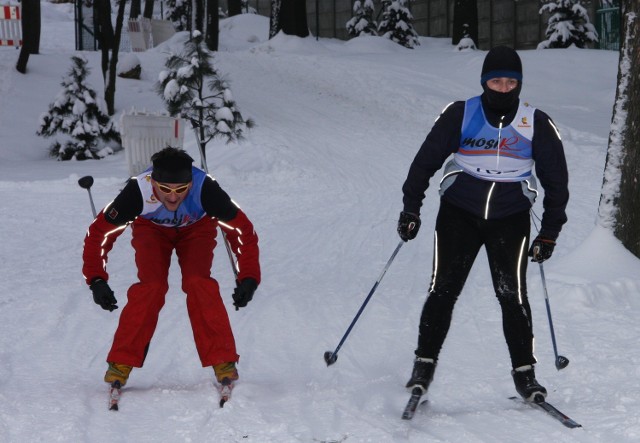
[[78, 175, 97, 218], [537, 262, 569, 370], [324, 240, 404, 366], [190, 118, 208, 171], [189, 119, 239, 281], [529, 211, 569, 370]]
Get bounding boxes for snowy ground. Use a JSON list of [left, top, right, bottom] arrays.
[[0, 3, 639, 442]]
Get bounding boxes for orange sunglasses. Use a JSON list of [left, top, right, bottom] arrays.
[[155, 182, 191, 195]]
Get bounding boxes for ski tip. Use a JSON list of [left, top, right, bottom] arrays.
[[401, 388, 426, 420], [219, 397, 228, 408], [109, 403, 119, 411]]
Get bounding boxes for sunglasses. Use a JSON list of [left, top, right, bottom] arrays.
[[155, 182, 190, 195]]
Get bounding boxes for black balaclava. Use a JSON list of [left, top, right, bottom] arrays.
[[480, 46, 523, 114]]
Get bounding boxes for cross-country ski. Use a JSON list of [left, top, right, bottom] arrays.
[[108, 381, 122, 411], [510, 396, 582, 429]]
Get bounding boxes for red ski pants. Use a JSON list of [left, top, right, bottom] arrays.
[[107, 217, 239, 367]]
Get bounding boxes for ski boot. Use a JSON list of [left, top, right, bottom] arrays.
[[104, 362, 133, 387], [405, 357, 436, 394], [512, 365, 547, 403]]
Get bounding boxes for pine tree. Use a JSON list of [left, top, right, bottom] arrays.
[[156, 31, 253, 164], [538, 0, 599, 48], [37, 55, 121, 161], [346, 0, 378, 37], [377, 0, 420, 49], [166, 0, 190, 32]]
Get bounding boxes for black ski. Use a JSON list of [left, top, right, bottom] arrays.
[[510, 396, 582, 428], [402, 387, 426, 420]]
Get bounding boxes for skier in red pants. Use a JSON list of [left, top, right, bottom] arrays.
[[82, 147, 260, 401]]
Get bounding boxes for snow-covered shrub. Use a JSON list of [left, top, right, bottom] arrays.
[[165, 0, 189, 32], [456, 37, 477, 51], [538, 0, 599, 49], [377, 0, 420, 49], [156, 31, 253, 146], [455, 24, 477, 51], [117, 53, 142, 79], [37, 55, 121, 161], [346, 0, 378, 37]]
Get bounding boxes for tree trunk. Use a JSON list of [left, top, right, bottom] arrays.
[[130, 0, 142, 19], [94, 0, 115, 82], [269, 0, 280, 38], [23, 0, 40, 53], [452, 0, 478, 46], [105, 0, 128, 116], [143, 0, 155, 18], [270, 0, 309, 38], [598, 1, 640, 257], [228, 0, 242, 16], [15, 0, 41, 73], [205, 0, 219, 50], [195, 0, 205, 33]]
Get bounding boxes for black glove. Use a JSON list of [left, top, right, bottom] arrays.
[[90, 278, 118, 312], [233, 278, 258, 310], [397, 211, 421, 242], [528, 235, 556, 263]]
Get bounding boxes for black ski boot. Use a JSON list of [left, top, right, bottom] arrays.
[[405, 357, 436, 393], [512, 365, 547, 402]]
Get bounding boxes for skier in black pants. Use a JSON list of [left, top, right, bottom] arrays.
[[398, 46, 569, 402]]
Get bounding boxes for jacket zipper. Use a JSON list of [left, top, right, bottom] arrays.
[[496, 116, 505, 170], [484, 115, 505, 220]]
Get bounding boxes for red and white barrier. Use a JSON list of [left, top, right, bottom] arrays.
[[128, 17, 152, 52], [0, 4, 21, 47], [121, 110, 185, 176], [128, 17, 175, 52]]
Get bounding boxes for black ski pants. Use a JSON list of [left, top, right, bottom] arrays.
[[415, 200, 537, 369]]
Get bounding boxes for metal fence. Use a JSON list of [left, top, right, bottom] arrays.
[[74, 0, 165, 52], [596, 7, 621, 51], [75, 0, 96, 51]]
